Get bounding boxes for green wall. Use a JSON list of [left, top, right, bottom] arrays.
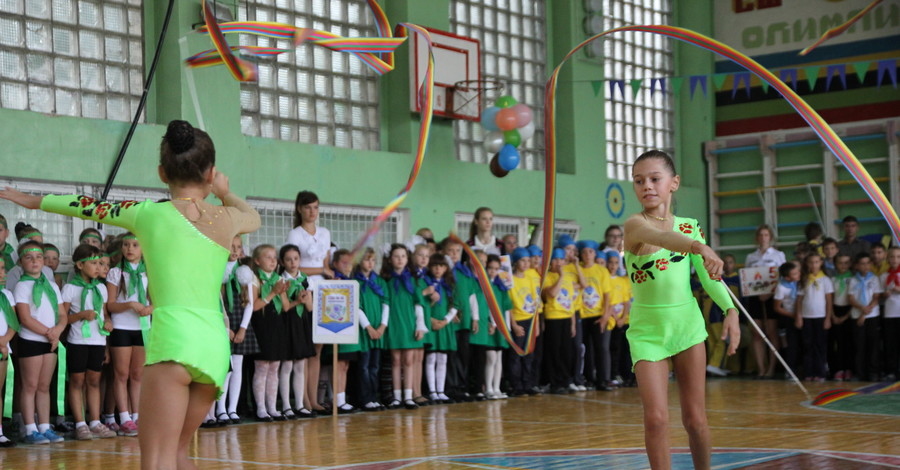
[[0, 0, 715, 244]]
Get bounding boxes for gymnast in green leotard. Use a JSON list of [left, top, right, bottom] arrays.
[[0, 121, 260, 470], [623, 150, 740, 470]]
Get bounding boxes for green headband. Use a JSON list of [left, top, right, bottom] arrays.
[[43, 246, 60, 254], [121, 235, 137, 240], [77, 255, 102, 263], [21, 232, 41, 240], [80, 233, 102, 241], [20, 247, 43, 255]]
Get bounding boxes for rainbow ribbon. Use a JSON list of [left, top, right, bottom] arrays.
[[540, 25, 900, 281], [449, 234, 538, 356], [201, 0, 256, 81], [188, 0, 434, 257], [800, 0, 883, 56]]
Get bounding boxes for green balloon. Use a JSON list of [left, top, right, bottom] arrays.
[[495, 95, 518, 108], [503, 129, 521, 147]]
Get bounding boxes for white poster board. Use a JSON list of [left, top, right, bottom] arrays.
[[312, 279, 359, 345], [739, 266, 779, 297]]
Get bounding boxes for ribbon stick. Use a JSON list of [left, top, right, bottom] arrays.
[[449, 234, 538, 356], [541, 25, 900, 283], [799, 0, 883, 56]]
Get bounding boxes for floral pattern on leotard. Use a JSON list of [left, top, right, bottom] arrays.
[[68, 195, 140, 221], [630, 252, 688, 284]]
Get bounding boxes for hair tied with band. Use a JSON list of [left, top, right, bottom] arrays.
[[165, 120, 195, 154]]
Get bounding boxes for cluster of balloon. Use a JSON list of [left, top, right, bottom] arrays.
[[481, 96, 534, 177]]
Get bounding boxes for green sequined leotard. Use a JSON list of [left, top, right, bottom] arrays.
[[625, 216, 735, 365], [42, 195, 253, 394]]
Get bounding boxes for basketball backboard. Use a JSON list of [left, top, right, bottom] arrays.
[[409, 27, 481, 121]]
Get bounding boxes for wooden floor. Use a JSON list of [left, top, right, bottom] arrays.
[[2, 380, 898, 469]]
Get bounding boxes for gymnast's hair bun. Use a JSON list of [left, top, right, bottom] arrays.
[[165, 120, 195, 154]]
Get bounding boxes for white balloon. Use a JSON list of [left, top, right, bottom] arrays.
[[518, 120, 535, 141], [484, 131, 505, 153]]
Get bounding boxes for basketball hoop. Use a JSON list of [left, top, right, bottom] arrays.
[[449, 79, 505, 121]]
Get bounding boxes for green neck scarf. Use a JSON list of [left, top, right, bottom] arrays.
[[70, 276, 109, 338], [123, 261, 147, 304], [258, 270, 282, 313], [224, 264, 241, 312], [285, 272, 307, 318], [0, 291, 19, 332], [834, 271, 852, 298], [20, 273, 58, 321]]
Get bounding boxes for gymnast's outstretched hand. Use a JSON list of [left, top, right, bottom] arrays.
[[723, 308, 740, 355], [0, 186, 42, 209]]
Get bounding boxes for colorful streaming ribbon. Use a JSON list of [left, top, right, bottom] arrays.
[[449, 234, 537, 356], [799, 0, 883, 56], [188, 1, 432, 257], [200, 0, 256, 81], [540, 24, 900, 281]]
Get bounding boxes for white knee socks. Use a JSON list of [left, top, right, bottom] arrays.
[[226, 355, 244, 414]]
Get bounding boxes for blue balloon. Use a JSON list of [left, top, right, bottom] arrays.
[[480, 107, 501, 131], [498, 144, 520, 171]]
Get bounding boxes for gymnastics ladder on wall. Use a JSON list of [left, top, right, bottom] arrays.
[[704, 118, 900, 253]]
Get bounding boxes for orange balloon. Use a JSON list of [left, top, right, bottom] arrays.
[[495, 108, 518, 132]]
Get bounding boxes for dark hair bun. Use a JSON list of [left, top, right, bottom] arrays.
[[15, 222, 26, 232], [165, 120, 195, 154]]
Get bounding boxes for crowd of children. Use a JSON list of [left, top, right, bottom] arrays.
[[0, 204, 896, 446]]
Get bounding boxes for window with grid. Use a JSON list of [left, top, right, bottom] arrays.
[[455, 213, 580, 247], [247, 199, 403, 255], [603, 0, 674, 181], [0, 0, 144, 121], [450, 0, 546, 171], [238, 0, 380, 150]]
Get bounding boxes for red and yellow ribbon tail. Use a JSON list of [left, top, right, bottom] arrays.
[[201, 0, 256, 81], [449, 234, 535, 356], [799, 0, 883, 56]]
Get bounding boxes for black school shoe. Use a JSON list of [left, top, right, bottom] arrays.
[[403, 399, 419, 410], [0, 435, 16, 447]]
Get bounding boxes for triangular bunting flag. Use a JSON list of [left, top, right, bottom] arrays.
[[630, 79, 642, 99], [761, 80, 770, 94], [591, 80, 603, 97], [712, 73, 729, 90], [670, 76, 684, 98], [650, 78, 667, 97], [825, 64, 847, 90], [876, 59, 897, 88], [689, 75, 707, 99], [853, 61, 870, 83], [732, 72, 751, 98], [608, 80, 626, 100], [804, 66, 820, 91], [779, 68, 798, 90]]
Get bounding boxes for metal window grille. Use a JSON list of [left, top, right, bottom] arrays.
[[455, 213, 579, 248], [450, 0, 546, 171], [247, 198, 404, 255], [603, 0, 674, 181], [0, 0, 144, 121], [237, 0, 380, 150]]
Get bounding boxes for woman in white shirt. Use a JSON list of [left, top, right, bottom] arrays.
[[284, 190, 332, 414], [744, 225, 786, 379]]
